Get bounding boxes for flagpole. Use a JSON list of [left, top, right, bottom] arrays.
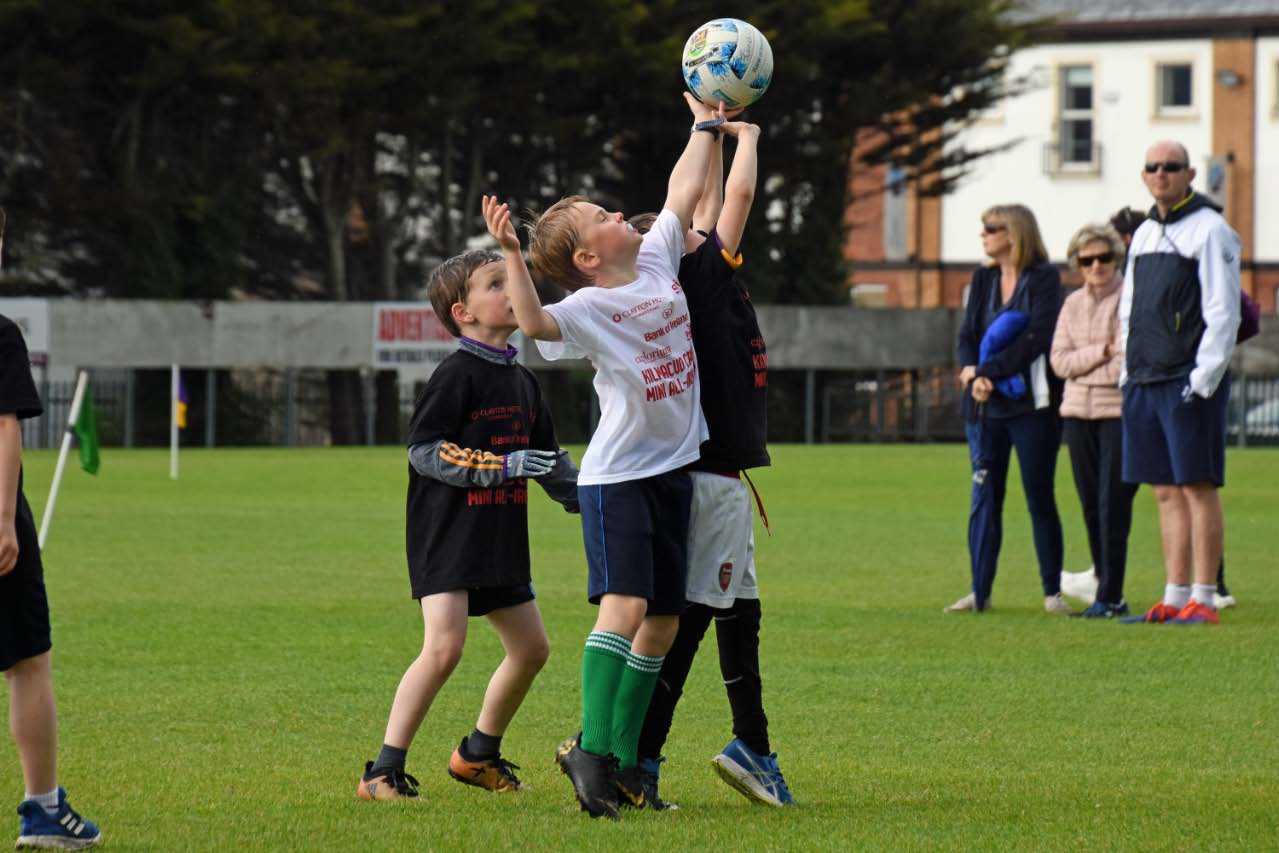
[[170, 364, 179, 480], [38, 370, 89, 551]]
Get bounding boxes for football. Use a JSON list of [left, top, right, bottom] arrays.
[[681, 18, 773, 110]]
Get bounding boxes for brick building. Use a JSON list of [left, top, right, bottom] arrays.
[[845, 0, 1279, 312]]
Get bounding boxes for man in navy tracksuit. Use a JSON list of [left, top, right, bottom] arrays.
[[1118, 140, 1241, 625]]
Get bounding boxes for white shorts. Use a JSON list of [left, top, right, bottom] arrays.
[[685, 471, 758, 608]]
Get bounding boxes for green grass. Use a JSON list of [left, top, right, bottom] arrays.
[[6, 445, 1278, 851]]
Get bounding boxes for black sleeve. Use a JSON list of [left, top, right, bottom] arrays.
[[680, 231, 739, 311], [956, 269, 983, 367], [976, 265, 1064, 379], [526, 379, 579, 511], [0, 318, 43, 420]]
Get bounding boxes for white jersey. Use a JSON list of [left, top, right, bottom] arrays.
[[539, 209, 708, 485]]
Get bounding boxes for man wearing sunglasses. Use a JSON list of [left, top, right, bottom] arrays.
[[1117, 140, 1242, 625]]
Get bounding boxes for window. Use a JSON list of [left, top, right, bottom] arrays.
[[1059, 65, 1094, 165], [1157, 62, 1194, 115]]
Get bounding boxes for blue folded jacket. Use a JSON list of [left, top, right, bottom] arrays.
[[978, 311, 1028, 400]]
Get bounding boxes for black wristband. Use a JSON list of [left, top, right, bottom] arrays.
[[692, 117, 725, 140]]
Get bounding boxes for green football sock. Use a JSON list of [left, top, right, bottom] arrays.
[[610, 650, 664, 769], [580, 632, 631, 756]]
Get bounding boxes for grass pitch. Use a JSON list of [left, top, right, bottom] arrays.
[[6, 445, 1278, 851]]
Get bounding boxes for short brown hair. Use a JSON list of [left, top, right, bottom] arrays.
[[981, 204, 1049, 273], [426, 249, 502, 337], [1066, 223, 1126, 272], [529, 195, 592, 291]]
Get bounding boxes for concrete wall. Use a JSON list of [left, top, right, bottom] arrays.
[[20, 298, 1279, 373], [33, 300, 963, 371]]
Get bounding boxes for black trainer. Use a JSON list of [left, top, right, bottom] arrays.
[[613, 765, 646, 810], [357, 761, 421, 800], [555, 735, 619, 819]]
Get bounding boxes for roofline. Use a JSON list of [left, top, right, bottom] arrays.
[[1031, 15, 1279, 43]]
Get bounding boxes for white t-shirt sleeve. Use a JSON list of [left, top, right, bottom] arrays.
[[538, 294, 594, 361], [635, 209, 684, 282]]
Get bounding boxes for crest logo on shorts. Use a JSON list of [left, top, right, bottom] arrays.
[[718, 562, 733, 591]]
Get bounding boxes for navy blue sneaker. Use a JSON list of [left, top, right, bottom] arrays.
[[16, 787, 101, 849], [711, 739, 795, 806], [1071, 599, 1130, 619], [637, 756, 678, 811]]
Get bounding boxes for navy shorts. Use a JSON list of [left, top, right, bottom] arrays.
[[1, 508, 52, 672], [578, 470, 693, 616], [1122, 374, 1229, 487]]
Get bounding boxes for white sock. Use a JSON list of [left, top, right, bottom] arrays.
[[1163, 584, 1191, 609], [25, 788, 59, 815], [1191, 583, 1216, 607]]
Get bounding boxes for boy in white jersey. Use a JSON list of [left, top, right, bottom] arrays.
[[481, 93, 723, 819]]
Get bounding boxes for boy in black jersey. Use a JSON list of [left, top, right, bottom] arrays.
[[1, 310, 103, 849], [357, 249, 579, 801], [629, 118, 794, 808]]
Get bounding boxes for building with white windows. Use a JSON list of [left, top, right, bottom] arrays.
[[845, 0, 1279, 313]]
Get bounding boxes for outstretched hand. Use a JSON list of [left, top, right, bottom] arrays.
[[683, 92, 723, 123], [482, 195, 521, 254], [720, 121, 760, 140]]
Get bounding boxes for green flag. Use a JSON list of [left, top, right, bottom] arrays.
[[73, 387, 100, 475]]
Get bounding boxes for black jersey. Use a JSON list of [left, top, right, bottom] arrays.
[[0, 315, 44, 560], [681, 232, 770, 472], [404, 348, 561, 597]]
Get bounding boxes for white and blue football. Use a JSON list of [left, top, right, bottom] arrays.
[[682, 18, 773, 110]]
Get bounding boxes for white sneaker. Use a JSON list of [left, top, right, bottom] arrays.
[[1060, 568, 1098, 605], [944, 593, 987, 613], [1213, 592, 1237, 610], [1044, 593, 1073, 614]]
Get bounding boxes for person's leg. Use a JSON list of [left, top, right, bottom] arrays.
[[1009, 411, 1064, 596], [1183, 483, 1224, 590], [637, 603, 714, 762], [715, 597, 768, 755], [967, 417, 1012, 607], [1063, 418, 1105, 582], [1153, 485, 1192, 588], [474, 599, 550, 740], [6, 651, 57, 797], [380, 592, 469, 757], [1097, 418, 1137, 606], [582, 593, 647, 758]]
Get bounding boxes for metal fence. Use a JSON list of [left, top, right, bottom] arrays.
[[20, 368, 1279, 449]]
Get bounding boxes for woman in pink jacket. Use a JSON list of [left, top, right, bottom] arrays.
[[1050, 224, 1138, 619]]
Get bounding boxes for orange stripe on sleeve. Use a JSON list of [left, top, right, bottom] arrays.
[[438, 441, 504, 471], [720, 248, 744, 270]]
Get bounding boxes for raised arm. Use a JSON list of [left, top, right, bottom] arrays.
[[482, 195, 561, 341], [714, 122, 761, 258], [691, 135, 725, 235], [663, 94, 721, 227]]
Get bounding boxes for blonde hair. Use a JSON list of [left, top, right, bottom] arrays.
[[529, 195, 592, 291], [982, 204, 1049, 273], [426, 249, 502, 337], [1066, 224, 1126, 272]]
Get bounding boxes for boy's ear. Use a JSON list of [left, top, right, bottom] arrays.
[[572, 247, 599, 274], [450, 300, 472, 330]]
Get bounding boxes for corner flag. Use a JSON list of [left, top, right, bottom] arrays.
[[73, 386, 100, 475]]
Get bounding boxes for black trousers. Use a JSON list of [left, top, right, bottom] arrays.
[[637, 598, 769, 761], [1063, 417, 1139, 605]]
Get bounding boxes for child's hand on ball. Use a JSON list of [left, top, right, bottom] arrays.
[[482, 195, 521, 254], [683, 92, 720, 122], [721, 121, 760, 140]]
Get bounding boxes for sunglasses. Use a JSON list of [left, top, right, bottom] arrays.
[[1078, 252, 1115, 267], [1144, 161, 1187, 174], [982, 223, 1007, 234]]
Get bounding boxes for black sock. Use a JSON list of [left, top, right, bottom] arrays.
[[371, 743, 407, 774], [460, 728, 502, 761], [718, 598, 771, 756]]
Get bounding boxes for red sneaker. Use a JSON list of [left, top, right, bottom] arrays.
[[1119, 602, 1183, 624], [1171, 600, 1220, 625]]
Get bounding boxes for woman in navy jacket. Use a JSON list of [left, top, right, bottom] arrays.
[[947, 204, 1067, 614]]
